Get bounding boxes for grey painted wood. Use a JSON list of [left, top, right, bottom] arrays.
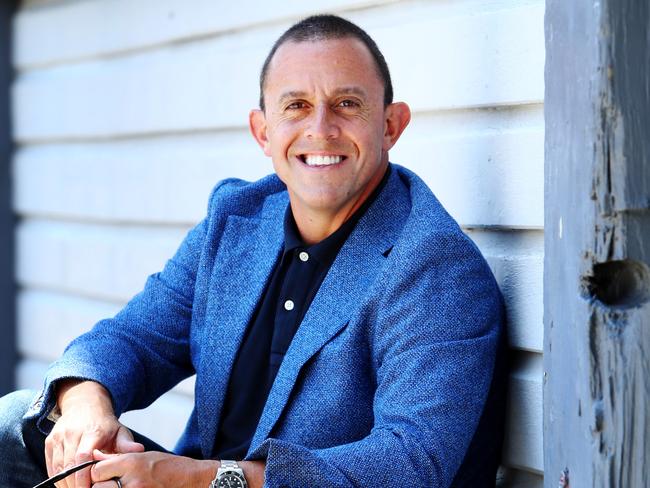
[[0, 0, 17, 396], [544, 1, 650, 486]]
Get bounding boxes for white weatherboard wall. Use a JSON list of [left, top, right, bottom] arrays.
[[12, 0, 544, 484]]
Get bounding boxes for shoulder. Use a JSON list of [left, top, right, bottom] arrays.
[[387, 164, 480, 261], [205, 173, 288, 220], [391, 164, 463, 235], [378, 165, 503, 332]]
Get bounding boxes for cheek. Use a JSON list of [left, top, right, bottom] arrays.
[[345, 118, 385, 154], [269, 125, 299, 156], [355, 132, 384, 157]]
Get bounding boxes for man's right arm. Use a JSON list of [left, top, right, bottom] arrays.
[[37, 179, 236, 422], [36, 220, 206, 488], [35, 180, 238, 487], [46, 379, 144, 488]]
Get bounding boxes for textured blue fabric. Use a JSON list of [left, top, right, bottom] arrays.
[[28, 163, 505, 487], [0, 390, 47, 487]]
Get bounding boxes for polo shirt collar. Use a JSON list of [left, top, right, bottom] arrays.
[[282, 165, 392, 264]]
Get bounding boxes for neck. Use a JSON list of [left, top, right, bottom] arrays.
[[289, 163, 388, 245], [290, 206, 352, 245]]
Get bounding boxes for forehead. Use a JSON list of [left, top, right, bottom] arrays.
[[264, 38, 383, 98]]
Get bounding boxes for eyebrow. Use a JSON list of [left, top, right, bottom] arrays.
[[277, 86, 368, 105], [277, 91, 309, 105]]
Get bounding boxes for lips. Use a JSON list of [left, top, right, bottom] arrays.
[[299, 154, 346, 167]]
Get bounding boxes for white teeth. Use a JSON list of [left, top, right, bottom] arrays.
[[304, 155, 343, 166]]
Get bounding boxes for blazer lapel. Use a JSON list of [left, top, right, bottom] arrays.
[[249, 169, 410, 452], [197, 210, 284, 457]]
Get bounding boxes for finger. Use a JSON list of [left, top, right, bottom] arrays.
[[92, 481, 122, 488], [91, 450, 124, 483], [44, 432, 56, 477], [61, 430, 81, 488], [47, 434, 64, 488], [50, 434, 65, 478], [75, 433, 103, 488], [93, 449, 119, 461], [115, 426, 144, 454], [62, 432, 82, 488]]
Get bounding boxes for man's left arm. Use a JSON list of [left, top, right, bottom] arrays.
[[90, 451, 267, 487], [246, 230, 505, 488]]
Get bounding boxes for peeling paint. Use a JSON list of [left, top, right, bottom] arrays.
[[545, 0, 650, 485]]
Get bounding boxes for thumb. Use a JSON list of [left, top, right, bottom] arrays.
[[115, 425, 145, 453], [93, 448, 119, 461]]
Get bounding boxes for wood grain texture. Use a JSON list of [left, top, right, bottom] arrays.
[[544, 0, 650, 486]]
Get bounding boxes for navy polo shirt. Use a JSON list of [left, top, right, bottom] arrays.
[[213, 166, 390, 460]]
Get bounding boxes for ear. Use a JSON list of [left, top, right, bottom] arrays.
[[249, 109, 272, 157], [382, 102, 411, 151]]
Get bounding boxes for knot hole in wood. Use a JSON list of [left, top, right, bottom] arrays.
[[584, 259, 650, 309]]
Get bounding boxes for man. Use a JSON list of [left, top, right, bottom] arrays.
[[0, 14, 506, 488]]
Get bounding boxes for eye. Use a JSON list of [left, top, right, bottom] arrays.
[[286, 101, 308, 110], [337, 99, 360, 108]]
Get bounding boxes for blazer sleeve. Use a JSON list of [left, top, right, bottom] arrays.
[[34, 180, 229, 422], [248, 230, 505, 488]]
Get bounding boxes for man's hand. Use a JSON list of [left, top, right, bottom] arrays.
[[45, 380, 144, 488], [91, 450, 266, 488], [90, 450, 213, 488]]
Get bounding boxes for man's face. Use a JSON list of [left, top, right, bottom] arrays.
[[250, 38, 408, 220]]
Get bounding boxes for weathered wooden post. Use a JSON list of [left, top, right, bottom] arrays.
[[545, 1, 650, 486]]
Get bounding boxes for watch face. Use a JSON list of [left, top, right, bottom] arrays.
[[218, 472, 245, 488]]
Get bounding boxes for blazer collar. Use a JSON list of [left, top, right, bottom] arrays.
[[196, 194, 286, 457], [248, 166, 410, 452], [197, 166, 410, 457]]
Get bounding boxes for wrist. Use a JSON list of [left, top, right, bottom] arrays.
[[192, 459, 220, 488], [56, 379, 113, 416], [239, 460, 265, 487]]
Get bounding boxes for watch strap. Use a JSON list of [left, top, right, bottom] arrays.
[[220, 460, 239, 470], [210, 460, 248, 488]]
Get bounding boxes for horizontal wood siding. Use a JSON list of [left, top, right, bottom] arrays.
[[12, 0, 544, 484]]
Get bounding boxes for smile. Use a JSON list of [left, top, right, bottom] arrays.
[[300, 154, 346, 167]]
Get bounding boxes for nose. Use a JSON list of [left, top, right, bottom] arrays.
[[305, 104, 340, 140]]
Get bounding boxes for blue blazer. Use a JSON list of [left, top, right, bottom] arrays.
[[38, 164, 506, 487]]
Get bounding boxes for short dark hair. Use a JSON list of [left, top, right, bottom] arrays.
[[258, 14, 393, 111]]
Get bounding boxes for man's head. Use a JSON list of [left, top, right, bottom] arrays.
[[250, 15, 410, 240], [259, 15, 393, 112]]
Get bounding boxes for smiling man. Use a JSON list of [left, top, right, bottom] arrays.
[[252, 36, 405, 244], [0, 14, 506, 488]]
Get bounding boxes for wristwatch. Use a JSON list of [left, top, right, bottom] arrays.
[[210, 460, 248, 488]]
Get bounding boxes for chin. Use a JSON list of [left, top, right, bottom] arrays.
[[298, 192, 346, 211]]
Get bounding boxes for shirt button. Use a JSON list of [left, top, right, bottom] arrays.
[[284, 300, 295, 311], [299, 251, 309, 262]]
